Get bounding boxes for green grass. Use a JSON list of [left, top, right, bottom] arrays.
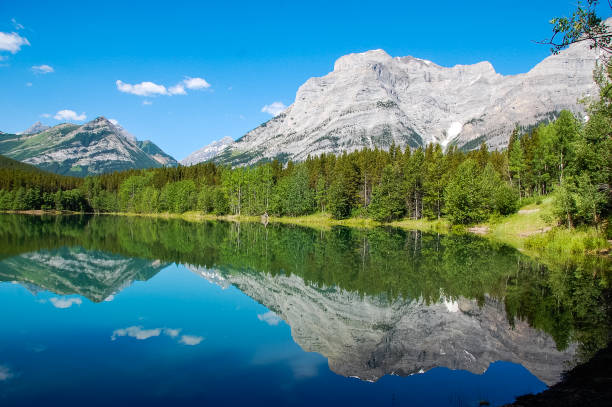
[[484, 196, 555, 249], [524, 227, 609, 256], [479, 196, 610, 264]]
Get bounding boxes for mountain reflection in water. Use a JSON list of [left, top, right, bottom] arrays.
[[0, 214, 609, 406]]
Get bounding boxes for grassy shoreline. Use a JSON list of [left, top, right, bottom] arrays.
[[3, 203, 609, 262]]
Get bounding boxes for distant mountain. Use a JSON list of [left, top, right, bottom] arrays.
[[0, 117, 177, 176], [18, 121, 50, 135], [213, 32, 605, 166], [181, 136, 234, 166]]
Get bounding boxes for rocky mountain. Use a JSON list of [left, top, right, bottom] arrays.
[[214, 34, 605, 166], [136, 140, 177, 167], [192, 268, 574, 386], [181, 136, 234, 166], [108, 119, 176, 166], [18, 121, 50, 135], [0, 117, 177, 176]]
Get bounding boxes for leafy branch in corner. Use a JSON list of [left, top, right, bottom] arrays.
[[539, 0, 612, 54]]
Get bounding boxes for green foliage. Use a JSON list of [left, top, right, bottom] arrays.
[[546, 0, 611, 54], [160, 180, 197, 213], [368, 164, 405, 222], [444, 160, 487, 224], [270, 165, 315, 216]]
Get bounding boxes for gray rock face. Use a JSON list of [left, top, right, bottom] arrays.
[[0, 117, 177, 175], [217, 37, 605, 166], [208, 270, 574, 386], [181, 136, 234, 166], [18, 121, 50, 135]]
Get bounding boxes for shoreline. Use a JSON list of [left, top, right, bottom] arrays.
[[2, 207, 609, 263]]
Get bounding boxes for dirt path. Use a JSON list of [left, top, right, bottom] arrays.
[[518, 226, 552, 237], [468, 226, 489, 235], [518, 208, 540, 214]]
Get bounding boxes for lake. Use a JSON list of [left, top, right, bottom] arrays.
[[0, 214, 608, 406]]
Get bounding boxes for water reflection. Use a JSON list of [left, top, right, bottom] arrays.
[[209, 268, 574, 385], [0, 214, 609, 401]]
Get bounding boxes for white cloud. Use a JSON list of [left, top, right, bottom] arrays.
[[116, 77, 210, 97], [116, 80, 168, 96], [257, 311, 282, 326], [11, 18, 24, 30], [164, 328, 181, 338], [168, 83, 186, 95], [40, 113, 51, 118], [261, 101, 287, 116], [32, 64, 54, 74], [183, 77, 210, 90], [0, 32, 29, 53], [25, 82, 32, 87], [54, 109, 86, 121], [142, 100, 152, 105], [179, 335, 204, 346], [0, 365, 14, 381], [111, 326, 202, 346], [111, 326, 162, 341], [49, 297, 82, 309]]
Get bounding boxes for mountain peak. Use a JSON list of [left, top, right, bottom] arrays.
[[18, 121, 51, 135], [333, 49, 392, 71], [92, 116, 111, 124]]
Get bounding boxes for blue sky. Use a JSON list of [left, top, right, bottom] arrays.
[[0, 1, 610, 160]]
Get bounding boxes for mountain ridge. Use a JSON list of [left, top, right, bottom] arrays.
[[0, 117, 177, 176], [209, 37, 604, 166]]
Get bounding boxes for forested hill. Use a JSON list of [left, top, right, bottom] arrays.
[[0, 155, 46, 172]]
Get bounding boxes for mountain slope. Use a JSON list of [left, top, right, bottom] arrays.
[[180, 136, 234, 166], [215, 38, 603, 166], [137, 140, 177, 166], [0, 117, 177, 176]]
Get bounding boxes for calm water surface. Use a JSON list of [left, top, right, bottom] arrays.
[[0, 214, 609, 406]]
